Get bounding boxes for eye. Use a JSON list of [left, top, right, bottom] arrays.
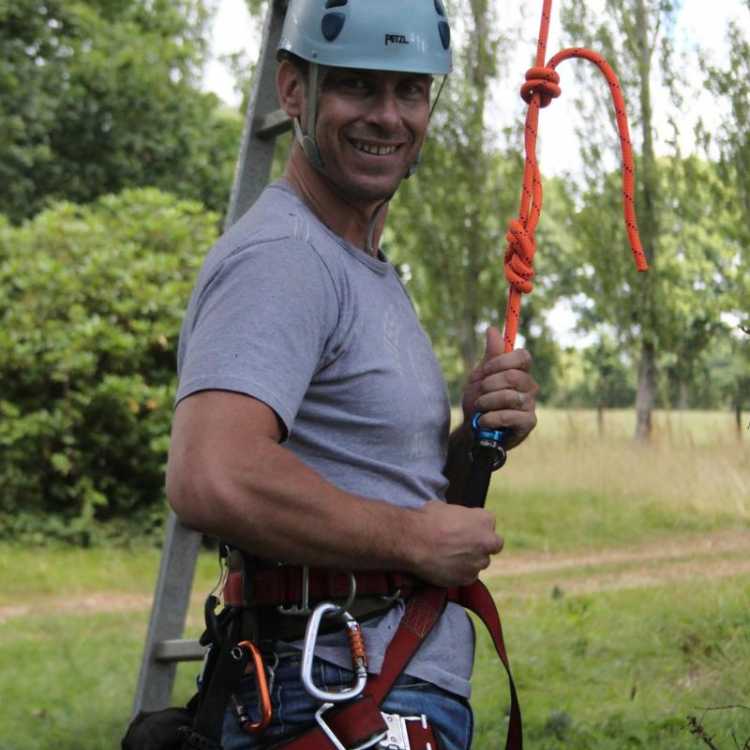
[[331, 74, 373, 96], [399, 77, 431, 101]]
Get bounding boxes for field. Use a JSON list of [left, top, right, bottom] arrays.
[[0, 408, 748, 749]]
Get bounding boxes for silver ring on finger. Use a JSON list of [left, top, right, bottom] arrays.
[[516, 390, 525, 410]]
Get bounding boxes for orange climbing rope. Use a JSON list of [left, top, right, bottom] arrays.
[[502, 0, 649, 353]]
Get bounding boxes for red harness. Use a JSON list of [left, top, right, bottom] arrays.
[[224, 565, 522, 750]]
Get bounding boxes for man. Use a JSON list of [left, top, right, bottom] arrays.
[[167, 1, 538, 749]]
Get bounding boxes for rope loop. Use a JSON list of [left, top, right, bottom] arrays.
[[499, 0, 648, 354], [504, 220, 535, 295], [520, 67, 561, 108]]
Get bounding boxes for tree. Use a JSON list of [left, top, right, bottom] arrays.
[[0, 189, 218, 543], [557, 0, 736, 438], [0, 0, 242, 223], [702, 3, 750, 427]]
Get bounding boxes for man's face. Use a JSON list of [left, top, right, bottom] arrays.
[[311, 67, 433, 207]]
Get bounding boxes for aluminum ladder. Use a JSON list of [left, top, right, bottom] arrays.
[[131, 0, 291, 715]]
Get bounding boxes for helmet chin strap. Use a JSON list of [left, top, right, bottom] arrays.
[[404, 74, 447, 179], [365, 200, 390, 256], [293, 62, 324, 171]]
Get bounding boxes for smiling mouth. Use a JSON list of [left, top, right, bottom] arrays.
[[351, 140, 401, 156]]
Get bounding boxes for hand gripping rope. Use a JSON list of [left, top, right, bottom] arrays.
[[466, 0, 649, 509]]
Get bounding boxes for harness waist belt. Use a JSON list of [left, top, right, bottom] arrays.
[[224, 566, 417, 609]]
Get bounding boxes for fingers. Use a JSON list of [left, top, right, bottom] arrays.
[[482, 347, 532, 376], [416, 503, 504, 587], [481, 326, 504, 364], [471, 347, 539, 448], [475, 381, 538, 413], [473, 347, 537, 418]]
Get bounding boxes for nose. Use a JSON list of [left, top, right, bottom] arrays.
[[366, 88, 402, 132]]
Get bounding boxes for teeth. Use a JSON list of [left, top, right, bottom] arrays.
[[353, 141, 399, 156]]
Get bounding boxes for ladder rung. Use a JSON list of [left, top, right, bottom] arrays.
[[255, 108, 292, 139], [154, 639, 207, 662]]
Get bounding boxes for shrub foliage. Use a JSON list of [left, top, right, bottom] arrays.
[[0, 189, 217, 542]]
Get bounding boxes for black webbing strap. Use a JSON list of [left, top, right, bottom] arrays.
[[179, 612, 250, 750]]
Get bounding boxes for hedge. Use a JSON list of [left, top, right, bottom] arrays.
[[0, 189, 218, 543]]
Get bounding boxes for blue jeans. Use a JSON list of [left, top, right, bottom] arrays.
[[222, 653, 473, 750]]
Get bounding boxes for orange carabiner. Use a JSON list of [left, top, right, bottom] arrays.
[[234, 640, 272, 734]]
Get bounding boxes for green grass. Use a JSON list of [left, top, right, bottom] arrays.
[[0, 543, 220, 606], [1, 563, 747, 749], [472, 575, 750, 749], [0, 408, 747, 749], [0, 610, 203, 750], [484, 408, 749, 553]]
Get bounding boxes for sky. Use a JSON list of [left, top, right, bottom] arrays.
[[202, 0, 750, 162], [201, 0, 749, 345]]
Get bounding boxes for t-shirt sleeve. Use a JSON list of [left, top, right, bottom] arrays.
[[176, 238, 338, 437]]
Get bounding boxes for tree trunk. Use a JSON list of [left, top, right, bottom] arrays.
[[736, 403, 743, 441], [678, 381, 689, 410], [635, 339, 657, 441], [632, 0, 659, 441]]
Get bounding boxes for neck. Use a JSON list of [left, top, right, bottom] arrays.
[[284, 146, 389, 257]]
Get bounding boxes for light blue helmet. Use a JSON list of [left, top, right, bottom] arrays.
[[279, 0, 452, 75], [278, 0, 453, 173]]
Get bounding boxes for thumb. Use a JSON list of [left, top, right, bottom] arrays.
[[482, 325, 504, 364]]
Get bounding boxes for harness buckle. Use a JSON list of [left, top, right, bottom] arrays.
[[314, 703, 387, 750], [277, 565, 311, 616], [301, 602, 368, 703], [278, 568, 358, 617], [382, 715, 432, 750], [313, 708, 431, 750]]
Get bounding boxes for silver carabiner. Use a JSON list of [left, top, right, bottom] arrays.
[[301, 602, 368, 703]]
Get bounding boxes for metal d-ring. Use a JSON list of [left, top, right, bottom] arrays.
[[325, 572, 357, 617]]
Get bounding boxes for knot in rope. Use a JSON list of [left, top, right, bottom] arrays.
[[498, 0, 648, 354], [520, 66, 561, 108], [504, 220, 535, 295]]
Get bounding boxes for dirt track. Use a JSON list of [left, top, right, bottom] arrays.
[[1, 530, 748, 624], [484, 528, 750, 596]]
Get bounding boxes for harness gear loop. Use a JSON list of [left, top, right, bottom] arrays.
[[502, 0, 649, 354]]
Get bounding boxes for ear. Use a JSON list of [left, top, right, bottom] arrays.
[[276, 59, 306, 120]]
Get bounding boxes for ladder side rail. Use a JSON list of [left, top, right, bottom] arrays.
[[226, 0, 292, 229], [132, 0, 290, 717], [132, 513, 204, 714]]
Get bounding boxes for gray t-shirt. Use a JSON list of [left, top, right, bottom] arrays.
[[176, 180, 474, 698]]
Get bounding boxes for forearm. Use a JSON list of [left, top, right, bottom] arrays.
[[166, 391, 502, 587], [168, 430, 424, 573]]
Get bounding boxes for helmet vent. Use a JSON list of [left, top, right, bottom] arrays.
[[325, 0, 347, 7], [321, 12, 346, 41], [434, 0, 445, 16], [438, 20, 450, 50]]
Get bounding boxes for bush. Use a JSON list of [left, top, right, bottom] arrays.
[[0, 189, 217, 543]]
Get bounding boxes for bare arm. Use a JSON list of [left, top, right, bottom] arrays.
[[166, 390, 502, 587]]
